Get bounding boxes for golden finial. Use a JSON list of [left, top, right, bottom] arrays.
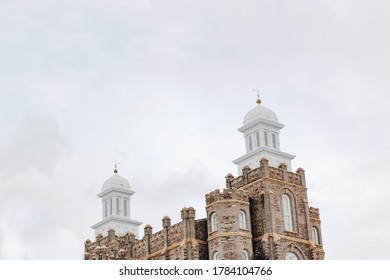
[[253, 87, 261, 104], [113, 160, 121, 174]]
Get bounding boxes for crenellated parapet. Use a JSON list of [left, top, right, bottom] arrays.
[[226, 158, 306, 189], [84, 230, 137, 260], [309, 207, 320, 220], [205, 186, 249, 205], [85, 206, 208, 260]]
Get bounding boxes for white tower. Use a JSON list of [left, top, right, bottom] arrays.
[[233, 97, 295, 174], [91, 167, 142, 238]]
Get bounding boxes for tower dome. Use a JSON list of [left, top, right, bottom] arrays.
[[102, 173, 131, 190], [243, 104, 278, 125]]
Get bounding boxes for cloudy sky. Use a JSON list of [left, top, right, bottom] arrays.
[[0, 0, 389, 260]]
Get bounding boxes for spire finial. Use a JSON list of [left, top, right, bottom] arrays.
[[113, 160, 121, 174], [253, 87, 261, 104]]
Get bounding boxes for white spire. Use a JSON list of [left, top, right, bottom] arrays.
[[91, 168, 142, 238], [233, 101, 295, 174]]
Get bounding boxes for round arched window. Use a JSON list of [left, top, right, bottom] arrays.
[[285, 252, 298, 260], [311, 227, 319, 244], [210, 213, 217, 232], [242, 250, 249, 260], [239, 210, 247, 229]]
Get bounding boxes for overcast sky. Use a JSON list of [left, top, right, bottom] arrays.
[[0, 0, 389, 260]]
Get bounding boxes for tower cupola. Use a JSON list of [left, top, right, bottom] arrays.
[[233, 98, 295, 174], [91, 167, 142, 238]]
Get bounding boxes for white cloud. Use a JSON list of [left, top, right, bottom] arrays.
[[0, 115, 67, 177], [1, 0, 390, 260]]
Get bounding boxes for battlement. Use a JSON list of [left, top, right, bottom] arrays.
[[226, 158, 306, 189], [85, 206, 208, 260], [309, 207, 320, 220], [205, 186, 249, 205]]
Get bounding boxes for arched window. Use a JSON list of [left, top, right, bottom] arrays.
[[285, 252, 298, 260], [311, 227, 319, 244], [210, 213, 217, 232], [248, 135, 253, 151], [264, 131, 269, 146], [123, 199, 128, 217], [104, 200, 108, 218], [256, 131, 260, 147], [272, 134, 277, 149], [282, 194, 293, 231], [239, 210, 247, 229], [116, 197, 120, 215], [242, 250, 249, 260], [110, 198, 113, 215], [212, 251, 220, 260]]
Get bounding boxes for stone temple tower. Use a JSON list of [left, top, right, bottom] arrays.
[[206, 187, 253, 260], [203, 97, 324, 260], [226, 97, 324, 260], [91, 167, 142, 238]]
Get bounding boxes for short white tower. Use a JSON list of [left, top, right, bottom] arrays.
[[233, 95, 295, 174], [91, 166, 142, 238]]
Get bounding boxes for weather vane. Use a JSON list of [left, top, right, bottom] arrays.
[[113, 159, 121, 174], [252, 87, 262, 104]]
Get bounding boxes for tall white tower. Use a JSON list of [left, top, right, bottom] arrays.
[[233, 98, 295, 174], [91, 168, 142, 238]]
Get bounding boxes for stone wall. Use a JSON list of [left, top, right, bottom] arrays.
[[85, 207, 209, 260]]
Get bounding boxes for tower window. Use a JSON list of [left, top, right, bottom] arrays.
[[242, 250, 249, 260], [248, 135, 253, 151], [282, 194, 293, 231], [110, 198, 113, 215], [311, 227, 319, 244], [124, 199, 128, 217], [104, 200, 108, 218], [256, 131, 260, 147], [212, 251, 220, 260], [210, 213, 217, 232], [285, 252, 298, 260], [272, 134, 277, 149], [239, 210, 247, 229], [116, 197, 120, 215], [264, 131, 269, 146]]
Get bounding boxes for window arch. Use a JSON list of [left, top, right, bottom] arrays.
[[242, 250, 249, 260], [282, 194, 293, 231], [239, 210, 247, 229], [110, 198, 113, 215], [311, 227, 319, 244], [212, 251, 220, 260], [264, 131, 269, 146], [256, 131, 260, 147], [210, 212, 217, 232], [272, 133, 277, 148], [104, 200, 108, 218], [248, 135, 253, 151], [285, 252, 298, 260]]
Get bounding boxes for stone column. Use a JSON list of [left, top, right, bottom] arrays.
[[297, 168, 306, 187], [279, 163, 288, 181], [144, 224, 153, 257], [225, 173, 234, 189], [260, 158, 270, 177], [242, 165, 251, 184]]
